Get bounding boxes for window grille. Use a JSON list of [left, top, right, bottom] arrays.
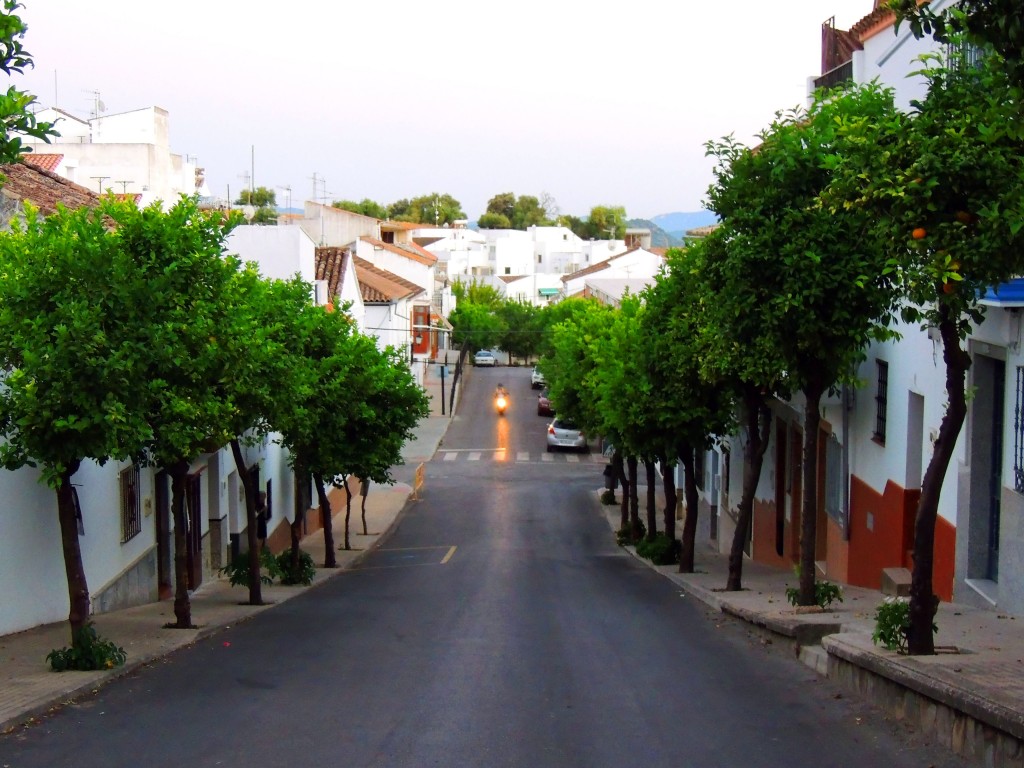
[[119, 465, 141, 543], [824, 434, 844, 529], [874, 361, 889, 443]]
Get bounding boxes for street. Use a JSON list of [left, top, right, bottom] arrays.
[[0, 364, 966, 767]]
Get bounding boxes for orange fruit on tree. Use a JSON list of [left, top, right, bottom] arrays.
[[955, 210, 973, 225], [943, 281, 956, 295], [912, 227, 927, 240]]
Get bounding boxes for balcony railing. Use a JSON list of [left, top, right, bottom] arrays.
[[814, 60, 853, 91]]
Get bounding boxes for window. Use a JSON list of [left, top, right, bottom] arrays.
[[1014, 367, 1024, 493], [381, 231, 395, 244], [874, 361, 889, 443], [119, 465, 141, 543], [504, 267, 511, 275], [537, 255, 542, 264]]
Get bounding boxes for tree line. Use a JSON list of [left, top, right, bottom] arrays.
[[0, 195, 430, 663], [534, 33, 1023, 657]]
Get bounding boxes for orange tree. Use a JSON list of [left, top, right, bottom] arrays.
[[836, 45, 1024, 653], [704, 82, 903, 600], [640, 243, 735, 572], [0, 202, 151, 653]]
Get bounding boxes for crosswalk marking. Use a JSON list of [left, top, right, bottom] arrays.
[[437, 450, 605, 464]]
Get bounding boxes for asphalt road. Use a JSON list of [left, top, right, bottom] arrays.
[[0, 365, 966, 767]]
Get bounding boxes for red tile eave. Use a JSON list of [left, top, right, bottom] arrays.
[[315, 246, 349, 300], [0, 161, 100, 215], [353, 255, 423, 302], [20, 152, 63, 173], [849, 3, 903, 43]]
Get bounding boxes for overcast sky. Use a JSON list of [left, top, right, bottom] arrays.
[[16, 1, 875, 220]]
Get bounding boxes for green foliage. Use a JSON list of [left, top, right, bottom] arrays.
[[636, 533, 679, 566], [600, 489, 617, 505], [275, 549, 316, 586], [449, 300, 506, 351], [481, 192, 551, 230], [476, 211, 511, 229], [615, 518, 646, 546], [47, 623, 127, 672], [0, 0, 58, 164], [785, 566, 844, 609], [219, 547, 281, 587], [872, 597, 911, 652], [496, 300, 542, 362], [235, 186, 276, 208], [889, 0, 1024, 87], [331, 198, 389, 219]]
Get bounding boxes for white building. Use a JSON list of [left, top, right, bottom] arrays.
[[22, 105, 205, 207]]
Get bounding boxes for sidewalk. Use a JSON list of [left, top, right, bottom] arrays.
[[595, 497, 1024, 767], [0, 414, 451, 736]]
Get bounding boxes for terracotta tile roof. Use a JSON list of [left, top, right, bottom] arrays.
[[315, 247, 349, 300], [498, 274, 524, 283], [849, 3, 898, 42], [353, 255, 424, 303], [20, 152, 63, 173], [363, 236, 437, 267], [380, 220, 420, 231], [0, 161, 100, 219]]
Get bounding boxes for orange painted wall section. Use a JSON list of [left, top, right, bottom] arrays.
[[933, 515, 956, 603], [751, 499, 797, 570], [825, 517, 849, 583], [848, 477, 910, 589]]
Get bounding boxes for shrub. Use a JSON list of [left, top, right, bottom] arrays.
[[872, 597, 935, 653], [600, 489, 617, 505], [275, 549, 316, 586], [615, 518, 646, 547], [636, 533, 679, 566], [219, 547, 281, 588], [784, 565, 844, 609], [47, 623, 127, 672]]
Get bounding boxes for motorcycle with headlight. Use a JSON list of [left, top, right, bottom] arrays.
[[494, 385, 509, 416]]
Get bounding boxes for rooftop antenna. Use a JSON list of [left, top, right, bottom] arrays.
[[90, 176, 109, 193], [114, 180, 133, 194], [87, 89, 105, 119], [277, 185, 292, 211]]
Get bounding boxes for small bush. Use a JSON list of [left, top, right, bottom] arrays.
[[275, 549, 316, 586], [636, 533, 679, 566], [600, 489, 617, 505], [784, 565, 843, 609], [219, 547, 281, 588], [615, 518, 647, 546], [47, 623, 127, 672], [872, 596, 937, 653]]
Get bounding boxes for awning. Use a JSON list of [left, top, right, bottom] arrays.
[[538, 287, 560, 296]]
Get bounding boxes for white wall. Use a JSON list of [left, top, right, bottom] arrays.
[[227, 225, 316, 284]]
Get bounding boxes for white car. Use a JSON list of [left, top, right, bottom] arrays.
[[473, 350, 496, 366], [530, 366, 546, 389]]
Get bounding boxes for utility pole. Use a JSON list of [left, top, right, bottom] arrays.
[[90, 176, 109, 193]]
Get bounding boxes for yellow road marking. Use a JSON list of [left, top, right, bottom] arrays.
[[440, 545, 457, 564]]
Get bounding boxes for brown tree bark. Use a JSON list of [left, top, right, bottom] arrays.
[[342, 476, 353, 551], [909, 306, 969, 655], [614, 452, 629, 532], [644, 459, 658, 540], [662, 459, 678, 545], [727, 387, 772, 591], [230, 439, 263, 606], [361, 479, 370, 535], [679, 447, 701, 573], [56, 461, 90, 645], [289, 464, 307, 576], [798, 373, 827, 606], [627, 455, 641, 543], [314, 474, 337, 568], [168, 459, 195, 628]]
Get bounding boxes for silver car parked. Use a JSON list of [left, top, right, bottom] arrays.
[[546, 417, 587, 452]]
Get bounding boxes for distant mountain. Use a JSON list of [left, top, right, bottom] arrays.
[[650, 211, 718, 242], [627, 219, 682, 248]]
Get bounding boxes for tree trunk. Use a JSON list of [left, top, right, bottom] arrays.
[[230, 439, 263, 606], [627, 456, 640, 543], [289, 464, 306, 575], [361, 480, 369, 535], [644, 459, 658, 540], [662, 459, 678, 545], [909, 307, 969, 655], [342, 476, 353, 551], [679, 447, 700, 573], [727, 387, 772, 592], [314, 474, 337, 568], [798, 376, 828, 606], [615, 452, 629, 531], [168, 459, 195, 628], [56, 461, 90, 646]]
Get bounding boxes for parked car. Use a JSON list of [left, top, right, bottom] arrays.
[[530, 366, 546, 389], [537, 388, 554, 416], [546, 417, 587, 452], [473, 350, 496, 367]]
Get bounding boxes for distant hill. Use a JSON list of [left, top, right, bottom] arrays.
[[627, 219, 681, 249], [650, 211, 718, 242]]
